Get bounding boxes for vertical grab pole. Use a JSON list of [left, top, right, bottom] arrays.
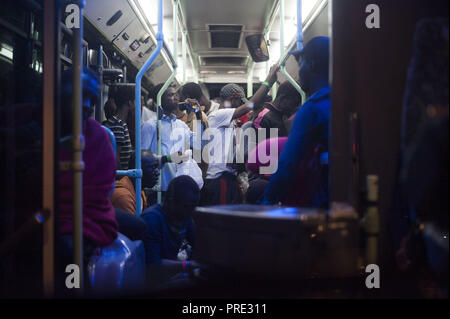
[[296, 0, 303, 51], [72, 0, 85, 293], [156, 0, 179, 205], [182, 29, 187, 84], [96, 45, 103, 122], [280, 0, 285, 58], [279, 0, 305, 100], [263, 35, 275, 100], [42, 0, 59, 297], [247, 62, 254, 98], [135, 0, 164, 216], [122, 65, 127, 83]]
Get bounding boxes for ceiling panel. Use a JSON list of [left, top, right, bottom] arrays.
[[181, 0, 276, 73]]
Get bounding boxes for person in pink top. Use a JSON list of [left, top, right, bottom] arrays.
[[246, 137, 288, 204], [247, 137, 288, 179]]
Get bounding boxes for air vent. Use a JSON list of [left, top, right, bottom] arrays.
[[208, 25, 243, 49], [201, 56, 247, 66]]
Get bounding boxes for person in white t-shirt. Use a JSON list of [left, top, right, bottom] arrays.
[[200, 64, 280, 206]]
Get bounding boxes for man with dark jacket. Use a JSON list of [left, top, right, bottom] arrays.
[[141, 176, 200, 284], [263, 37, 330, 207]]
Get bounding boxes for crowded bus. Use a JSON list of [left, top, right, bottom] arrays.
[[0, 0, 448, 302]]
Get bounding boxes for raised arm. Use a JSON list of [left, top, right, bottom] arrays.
[[232, 64, 280, 120]]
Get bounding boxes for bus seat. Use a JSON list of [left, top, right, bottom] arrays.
[[102, 125, 117, 155], [87, 233, 146, 294], [102, 125, 117, 196]]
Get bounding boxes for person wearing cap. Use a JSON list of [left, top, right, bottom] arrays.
[[263, 36, 331, 207], [200, 64, 280, 206]]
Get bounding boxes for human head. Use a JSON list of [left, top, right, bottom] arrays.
[[61, 68, 100, 136], [220, 83, 248, 109], [152, 83, 179, 114], [163, 175, 200, 229], [274, 81, 302, 116], [104, 98, 117, 119], [180, 82, 207, 104], [108, 83, 135, 116], [128, 150, 160, 189], [142, 150, 159, 189], [292, 36, 330, 95]]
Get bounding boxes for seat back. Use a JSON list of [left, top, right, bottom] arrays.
[[102, 125, 117, 196]]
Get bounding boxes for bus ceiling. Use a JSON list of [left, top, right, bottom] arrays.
[[82, 0, 327, 85]]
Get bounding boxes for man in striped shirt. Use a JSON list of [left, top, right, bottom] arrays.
[[103, 84, 134, 170]]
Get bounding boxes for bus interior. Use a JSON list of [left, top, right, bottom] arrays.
[[0, 0, 448, 299]]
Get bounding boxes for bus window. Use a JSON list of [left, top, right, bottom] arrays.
[[0, 0, 44, 297]]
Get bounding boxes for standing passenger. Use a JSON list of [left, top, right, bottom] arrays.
[[253, 80, 302, 138], [263, 37, 330, 207], [201, 65, 280, 206], [141, 84, 199, 197], [179, 83, 211, 178], [103, 84, 134, 170]]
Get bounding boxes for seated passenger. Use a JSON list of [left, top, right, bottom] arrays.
[[141, 83, 199, 197], [102, 85, 134, 170], [263, 37, 330, 207], [141, 176, 200, 284], [110, 150, 159, 215], [200, 65, 280, 206], [58, 68, 118, 254], [253, 80, 302, 138]]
